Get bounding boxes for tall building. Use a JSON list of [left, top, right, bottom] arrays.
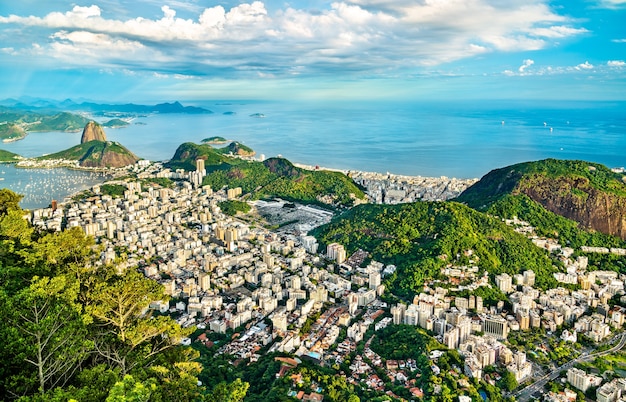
[[196, 158, 206, 176], [567, 368, 602, 392], [326, 243, 346, 264], [482, 315, 509, 339], [516, 310, 530, 330], [495, 273, 513, 293], [369, 271, 381, 289], [198, 273, 211, 292], [523, 270, 536, 287], [391, 304, 406, 325]]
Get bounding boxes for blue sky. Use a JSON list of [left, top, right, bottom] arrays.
[[0, 0, 624, 102]]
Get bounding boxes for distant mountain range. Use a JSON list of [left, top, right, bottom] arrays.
[[0, 98, 212, 115]]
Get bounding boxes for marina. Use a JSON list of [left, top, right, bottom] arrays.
[[0, 164, 110, 210]]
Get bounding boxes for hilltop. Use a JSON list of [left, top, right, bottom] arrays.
[[311, 201, 557, 295], [201, 136, 228, 144], [0, 123, 26, 142], [39, 121, 139, 168], [0, 149, 21, 162], [166, 142, 365, 207], [456, 159, 626, 240]]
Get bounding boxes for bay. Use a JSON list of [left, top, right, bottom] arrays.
[[1, 99, 625, 209], [0, 164, 109, 210]]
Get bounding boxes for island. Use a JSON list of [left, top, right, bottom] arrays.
[[201, 136, 230, 144]]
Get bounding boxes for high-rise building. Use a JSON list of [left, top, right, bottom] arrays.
[[567, 368, 602, 392], [369, 271, 381, 289], [391, 304, 406, 325], [196, 158, 206, 176], [482, 315, 509, 339], [495, 273, 513, 293], [523, 270, 536, 287], [326, 243, 346, 264]]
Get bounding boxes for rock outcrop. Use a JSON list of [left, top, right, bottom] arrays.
[[518, 175, 626, 240], [457, 159, 626, 240], [81, 121, 107, 143]]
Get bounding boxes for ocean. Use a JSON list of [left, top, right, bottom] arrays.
[[1, 99, 625, 209]]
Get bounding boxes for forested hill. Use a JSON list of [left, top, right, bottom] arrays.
[[166, 142, 365, 207], [456, 159, 626, 240], [311, 201, 558, 295]]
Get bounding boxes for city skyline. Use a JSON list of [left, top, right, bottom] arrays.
[[0, 0, 625, 102]]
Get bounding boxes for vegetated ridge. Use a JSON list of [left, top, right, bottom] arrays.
[[166, 142, 364, 207], [456, 159, 626, 240], [0, 123, 26, 142], [201, 136, 228, 144], [0, 106, 131, 143], [311, 201, 558, 295], [0, 149, 21, 162], [39, 121, 139, 168]]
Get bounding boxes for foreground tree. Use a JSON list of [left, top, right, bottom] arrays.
[[85, 267, 193, 375], [10, 275, 92, 396]]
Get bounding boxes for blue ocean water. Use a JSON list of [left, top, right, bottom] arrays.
[[1, 99, 625, 208]]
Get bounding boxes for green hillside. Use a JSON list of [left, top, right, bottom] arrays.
[[201, 136, 228, 143], [0, 149, 21, 162], [456, 158, 626, 209], [165, 142, 231, 171], [102, 118, 130, 128], [166, 142, 365, 207], [0, 123, 26, 142], [29, 112, 91, 132], [39, 140, 139, 168], [214, 141, 255, 156], [311, 201, 558, 294], [456, 158, 626, 241], [0, 109, 91, 135]]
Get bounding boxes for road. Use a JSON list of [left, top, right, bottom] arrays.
[[510, 332, 626, 401]]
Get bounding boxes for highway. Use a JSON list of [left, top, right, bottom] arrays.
[[510, 332, 626, 401]]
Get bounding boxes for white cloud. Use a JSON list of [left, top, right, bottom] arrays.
[[596, 0, 626, 8], [519, 59, 534, 73], [0, 1, 590, 77], [530, 26, 589, 38], [608, 60, 626, 67], [575, 61, 594, 70], [612, 39, 626, 43]]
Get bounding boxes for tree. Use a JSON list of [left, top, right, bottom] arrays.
[[501, 370, 518, 392], [85, 267, 192, 375], [11, 275, 92, 395], [0, 188, 22, 216], [205, 378, 249, 402], [106, 375, 156, 402]]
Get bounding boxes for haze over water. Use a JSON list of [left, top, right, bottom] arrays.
[[1, 99, 625, 208]]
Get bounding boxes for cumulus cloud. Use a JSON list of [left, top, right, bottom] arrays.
[[0, 1, 590, 77], [575, 61, 594, 70], [608, 60, 626, 67], [518, 59, 534, 73]]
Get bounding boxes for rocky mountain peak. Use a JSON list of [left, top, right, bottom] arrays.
[[80, 121, 107, 143]]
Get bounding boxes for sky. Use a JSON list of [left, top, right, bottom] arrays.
[[0, 0, 625, 102]]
